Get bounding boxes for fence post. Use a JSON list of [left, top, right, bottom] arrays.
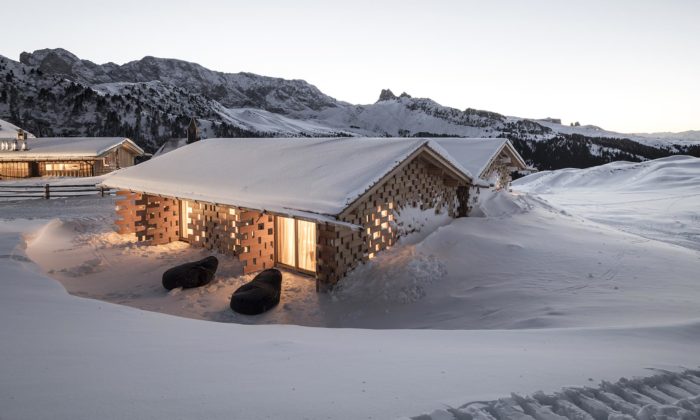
[[44, 184, 50, 200]]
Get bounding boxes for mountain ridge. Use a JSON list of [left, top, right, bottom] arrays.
[[2, 48, 698, 169]]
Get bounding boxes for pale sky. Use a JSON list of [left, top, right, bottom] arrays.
[[4, 0, 699, 133]]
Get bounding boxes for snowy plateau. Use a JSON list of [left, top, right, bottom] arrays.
[[1, 155, 699, 420]]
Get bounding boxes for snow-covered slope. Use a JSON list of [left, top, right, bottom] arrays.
[[3, 155, 700, 418], [3, 160, 700, 418], [514, 156, 700, 250]]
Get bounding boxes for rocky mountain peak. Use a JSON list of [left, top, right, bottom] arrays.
[[19, 48, 82, 75], [377, 89, 397, 102]]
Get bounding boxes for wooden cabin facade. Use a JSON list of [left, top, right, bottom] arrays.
[[0, 136, 144, 179], [106, 138, 481, 290]]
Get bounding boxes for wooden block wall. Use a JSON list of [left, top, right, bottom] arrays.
[[317, 156, 467, 289], [316, 223, 365, 289], [116, 194, 277, 275], [186, 202, 241, 255], [238, 211, 275, 274], [115, 190, 145, 236], [142, 195, 180, 245]]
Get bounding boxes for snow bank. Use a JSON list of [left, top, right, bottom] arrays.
[[4, 221, 700, 420], [514, 156, 700, 250], [514, 155, 700, 193], [25, 190, 700, 331]]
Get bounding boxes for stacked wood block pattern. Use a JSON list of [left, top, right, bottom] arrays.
[[182, 203, 275, 273], [317, 156, 466, 289], [316, 223, 366, 290], [116, 192, 275, 275], [143, 195, 180, 245], [115, 192, 178, 244], [115, 190, 145, 236], [238, 212, 275, 274], [186, 202, 241, 254]]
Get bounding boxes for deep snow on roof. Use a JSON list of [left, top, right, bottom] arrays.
[[0, 137, 143, 160], [102, 137, 474, 217], [0, 118, 35, 139], [434, 138, 513, 178]]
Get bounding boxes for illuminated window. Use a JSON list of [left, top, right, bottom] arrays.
[[276, 217, 316, 272], [179, 200, 194, 240]]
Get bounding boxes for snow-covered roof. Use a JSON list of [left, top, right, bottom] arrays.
[[0, 118, 35, 139], [434, 138, 527, 178], [0, 137, 144, 160], [102, 137, 475, 219]]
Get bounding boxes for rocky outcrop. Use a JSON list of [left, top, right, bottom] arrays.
[[378, 88, 398, 102]]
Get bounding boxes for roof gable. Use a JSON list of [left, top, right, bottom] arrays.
[[434, 138, 527, 178], [102, 137, 474, 218]]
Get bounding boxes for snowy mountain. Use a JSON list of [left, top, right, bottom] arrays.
[[2, 48, 698, 168]]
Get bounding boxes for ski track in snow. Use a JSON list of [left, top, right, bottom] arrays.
[[412, 369, 700, 420]]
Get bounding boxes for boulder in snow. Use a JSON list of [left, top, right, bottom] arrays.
[[162, 256, 219, 290], [230, 269, 282, 315]]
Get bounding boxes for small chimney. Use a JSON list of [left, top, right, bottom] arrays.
[[186, 117, 200, 144], [16, 129, 28, 151]]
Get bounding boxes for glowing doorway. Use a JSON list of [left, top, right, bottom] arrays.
[[275, 216, 316, 273]]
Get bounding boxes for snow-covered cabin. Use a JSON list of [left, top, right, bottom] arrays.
[[102, 137, 481, 290], [0, 135, 145, 179], [436, 138, 529, 189]]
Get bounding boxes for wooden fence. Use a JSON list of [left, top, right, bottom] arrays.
[[0, 183, 114, 199]]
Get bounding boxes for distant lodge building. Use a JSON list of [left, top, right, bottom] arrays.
[[102, 137, 529, 290], [0, 131, 145, 179]]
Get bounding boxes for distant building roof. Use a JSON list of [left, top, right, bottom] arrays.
[[0, 137, 144, 161], [102, 137, 477, 219], [0, 118, 35, 140], [434, 138, 528, 178]]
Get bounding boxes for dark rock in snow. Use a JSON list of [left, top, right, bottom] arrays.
[[230, 269, 282, 315], [162, 256, 219, 290]]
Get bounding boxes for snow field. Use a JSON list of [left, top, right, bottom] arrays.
[[1, 156, 699, 419]]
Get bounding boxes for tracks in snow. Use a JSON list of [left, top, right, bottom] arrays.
[[412, 369, 700, 420]]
